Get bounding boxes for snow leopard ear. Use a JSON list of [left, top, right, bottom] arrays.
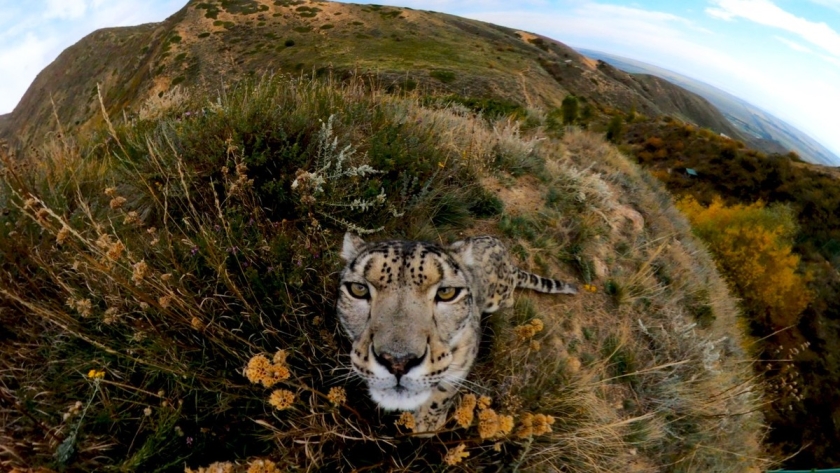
[[341, 232, 366, 262], [448, 239, 475, 266]]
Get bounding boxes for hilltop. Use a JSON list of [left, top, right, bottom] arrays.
[[1, 0, 741, 147]]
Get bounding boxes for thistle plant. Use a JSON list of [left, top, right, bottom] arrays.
[[55, 370, 106, 465]]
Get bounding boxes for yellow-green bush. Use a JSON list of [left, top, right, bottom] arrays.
[[677, 196, 810, 331]]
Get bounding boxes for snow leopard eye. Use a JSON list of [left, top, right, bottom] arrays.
[[346, 283, 370, 299], [436, 287, 461, 302]]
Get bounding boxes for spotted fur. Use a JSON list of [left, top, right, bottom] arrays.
[[337, 233, 577, 432]]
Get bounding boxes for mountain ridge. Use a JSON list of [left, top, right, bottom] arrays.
[[0, 0, 745, 152]]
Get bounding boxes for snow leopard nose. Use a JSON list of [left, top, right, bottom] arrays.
[[374, 350, 426, 379]]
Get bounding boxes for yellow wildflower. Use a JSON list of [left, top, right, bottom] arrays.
[[443, 443, 470, 466], [269, 364, 291, 384], [516, 413, 533, 438], [96, 233, 113, 249], [103, 307, 119, 325], [516, 412, 555, 438], [327, 386, 346, 406], [104, 187, 117, 197], [475, 399, 512, 439], [159, 295, 174, 309], [74, 298, 93, 318], [498, 414, 514, 436], [161, 273, 173, 282], [191, 317, 205, 331], [272, 349, 288, 365], [245, 354, 290, 388], [454, 393, 477, 428], [110, 196, 127, 210], [514, 319, 544, 341], [395, 411, 415, 431], [107, 240, 125, 260], [185, 462, 235, 473], [56, 226, 71, 245], [124, 211, 140, 226], [87, 369, 105, 379], [478, 408, 501, 439], [36, 208, 50, 222], [268, 389, 295, 411], [246, 459, 279, 473], [132, 260, 149, 285], [245, 354, 271, 385], [533, 413, 555, 435]]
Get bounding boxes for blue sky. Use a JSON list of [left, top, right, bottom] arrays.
[[0, 0, 183, 112], [1, 0, 839, 161]]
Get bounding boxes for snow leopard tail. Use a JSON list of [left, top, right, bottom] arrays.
[[515, 269, 578, 295]]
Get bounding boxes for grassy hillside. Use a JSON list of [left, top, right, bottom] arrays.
[[613, 114, 840, 467], [0, 75, 767, 471], [1, 0, 740, 151]]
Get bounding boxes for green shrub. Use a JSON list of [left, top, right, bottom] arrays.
[[380, 10, 402, 19], [429, 69, 457, 83]]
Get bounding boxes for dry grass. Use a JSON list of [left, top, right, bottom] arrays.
[[0, 75, 769, 471]]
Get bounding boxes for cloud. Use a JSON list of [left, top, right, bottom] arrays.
[[0, 0, 184, 113], [45, 0, 89, 20], [775, 36, 814, 53], [821, 54, 840, 67], [806, 0, 840, 13], [0, 32, 59, 112], [705, 7, 734, 20], [467, 4, 763, 90], [706, 0, 840, 60]]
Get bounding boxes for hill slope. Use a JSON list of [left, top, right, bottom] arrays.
[[577, 48, 840, 166], [0, 73, 767, 472], [1, 0, 741, 148]]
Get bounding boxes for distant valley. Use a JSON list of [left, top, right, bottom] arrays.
[[576, 48, 840, 166]]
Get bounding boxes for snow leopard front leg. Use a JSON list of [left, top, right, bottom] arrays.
[[413, 383, 458, 432]]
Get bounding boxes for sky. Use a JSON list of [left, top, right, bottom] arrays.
[[1, 1, 839, 161]]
